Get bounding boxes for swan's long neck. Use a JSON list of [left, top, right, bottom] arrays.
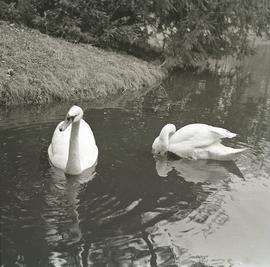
[[65, 120, 81, 175], [159, 127, 173, 150]]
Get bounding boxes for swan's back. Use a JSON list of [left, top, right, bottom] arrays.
[[170, 124, 236, 148], [165, 123, 245, 160], [48, 119, 98, 171]]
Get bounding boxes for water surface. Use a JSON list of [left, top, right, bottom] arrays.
[[1, 42, 270, 267]]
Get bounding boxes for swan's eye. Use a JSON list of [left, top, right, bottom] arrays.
[[67, 115, 75, 121]]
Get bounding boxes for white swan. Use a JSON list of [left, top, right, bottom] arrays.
[[48, 105, 98, 175], [152, 123, 246, 161]]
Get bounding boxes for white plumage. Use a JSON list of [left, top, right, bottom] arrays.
[[152, 123, 246, 161], [48, 105, 98, 175]]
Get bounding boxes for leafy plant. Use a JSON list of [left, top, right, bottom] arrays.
[[0, 0, 269, 68]]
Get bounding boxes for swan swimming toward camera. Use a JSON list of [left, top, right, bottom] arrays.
[[48, 105, 98, 175], [152, 123, 246, 161]]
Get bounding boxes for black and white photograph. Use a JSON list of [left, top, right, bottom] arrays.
[[0, 0, 270, 266]]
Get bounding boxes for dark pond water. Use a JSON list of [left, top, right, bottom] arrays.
[[1, 42, 270, 267]]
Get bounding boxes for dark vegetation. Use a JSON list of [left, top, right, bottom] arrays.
[[1, 0, 270, 68]]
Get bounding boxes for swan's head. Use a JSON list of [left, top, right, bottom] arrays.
[[152, 123, 176, 155], [59, 105, 84, 132]]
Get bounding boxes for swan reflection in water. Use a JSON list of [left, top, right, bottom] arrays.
[[151, 153, 247, 266], [154, 152, 244, 183], [42, 164, 97, 267]]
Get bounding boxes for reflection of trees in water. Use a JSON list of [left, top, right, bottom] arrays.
[[223, 43, 270, 152], [141, 69, 245, 129], [143, 71, 223, 122], [154, 155, 244, 225], [72, 152, 244, 266], [139, 44, 270, 265], [76, 172, 206, 266], [141, 43, 270, 150], [56, 131, 208, 266], [147, 155, 245, 266]]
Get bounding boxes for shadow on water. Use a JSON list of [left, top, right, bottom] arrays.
[[0, 42, 270, 266]]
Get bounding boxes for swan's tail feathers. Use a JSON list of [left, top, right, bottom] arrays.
[[208, 144, 247, 161], [224, 131, 237, 139], [221, 148, 247, 160]]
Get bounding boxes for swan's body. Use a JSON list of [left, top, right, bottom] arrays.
[[48, 106, 98, 175], [152, 123, 246, 161]]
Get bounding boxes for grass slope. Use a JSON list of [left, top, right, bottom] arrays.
[[0, 21, 165, 105]]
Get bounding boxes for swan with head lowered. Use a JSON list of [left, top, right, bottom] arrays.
[[152, 123, 246, 161], [48, 105, 98, 175]]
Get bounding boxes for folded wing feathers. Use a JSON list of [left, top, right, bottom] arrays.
[[210, 126, 237, 139]]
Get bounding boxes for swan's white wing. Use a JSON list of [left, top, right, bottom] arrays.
[[48, 121, 71, 170], [208, 125, 237, 139], [169, 124, 236, 149], [79, 119, 98, 170], [197, 143, 246, 160]]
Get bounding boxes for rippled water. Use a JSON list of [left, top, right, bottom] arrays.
[[1, 42, 270, 267]]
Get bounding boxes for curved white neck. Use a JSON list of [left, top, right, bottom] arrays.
[[65, 120, 81, 175], [159, 128, 172, 150]]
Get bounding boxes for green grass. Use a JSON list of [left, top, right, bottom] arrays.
[[0, 21, 165, 105]]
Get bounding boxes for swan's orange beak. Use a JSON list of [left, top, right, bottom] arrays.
[[59, 119, 72, 132]]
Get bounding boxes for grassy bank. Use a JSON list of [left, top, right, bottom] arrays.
[[0, 21, 165, 105]]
